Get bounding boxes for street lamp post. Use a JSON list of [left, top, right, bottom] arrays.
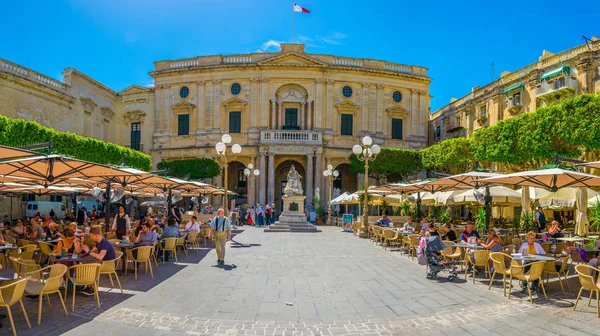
[[352, 136, 381, 233], [243, 163, 260, 205], [323, 164, 339, 226], [215, 134, 242, 216]]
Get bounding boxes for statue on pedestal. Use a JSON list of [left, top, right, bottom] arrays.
[[283, 165, 303, 196]]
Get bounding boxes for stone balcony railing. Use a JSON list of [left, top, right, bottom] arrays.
[[260, 130, 322, 145], [536, 77, 578, 97], [0, 58, 69, 93]]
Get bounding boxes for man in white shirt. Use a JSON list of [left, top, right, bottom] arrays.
[[185, 215, 201, 233]]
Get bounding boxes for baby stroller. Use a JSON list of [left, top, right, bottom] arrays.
[[424, 236, 458, 281]]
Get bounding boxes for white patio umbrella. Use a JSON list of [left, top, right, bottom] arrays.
[[331, 192, 350, 204], [538, 187, 598, 210], [452, 186, 522, 205], [588, 195, 600, 207], [576, 187, 589, 236], [481, 167, 600, 191]]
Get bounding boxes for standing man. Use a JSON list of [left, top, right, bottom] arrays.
[[112, 205, 131, 239], [535, 206, 547, 233], [265, 205, 272, 227], [271, 203, 277, 224], [210, 208, 231, 266], [255, 203, 264, 227]]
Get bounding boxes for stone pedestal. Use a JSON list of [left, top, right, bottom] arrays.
[[264, 195, 321, 233]]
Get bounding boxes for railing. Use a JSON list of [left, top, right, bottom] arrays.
[[536, 77, 578, 97], [260, 130, 322, 144], [507, 97, 522, 108], [333, 58, 363, 67], [169, 58, 200, 69], [0, 58, 69, 92], [383, 63, 412, 74], [222, 55, 252, 64]]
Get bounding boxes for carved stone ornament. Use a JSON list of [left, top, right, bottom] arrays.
[[100, 107, 115, 119], [124, 110, 147, 122], [80, 98, 97, 112]]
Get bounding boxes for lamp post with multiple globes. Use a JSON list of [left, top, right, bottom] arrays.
[[215, 134, 242, 216], [352, 136, 380, 233], [243, 163, 260, 205], [323, 165, 339, 225]]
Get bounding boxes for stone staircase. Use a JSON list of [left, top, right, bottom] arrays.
[[264, 212, 321, 233]]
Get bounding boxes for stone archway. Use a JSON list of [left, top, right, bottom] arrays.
[[333, 163, 357, 193], [275, 159, 306, 211], [272, 84, 312, 130], [226, 161, 247, 206]]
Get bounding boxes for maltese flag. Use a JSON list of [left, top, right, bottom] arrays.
[[293, 3, 310, 13]]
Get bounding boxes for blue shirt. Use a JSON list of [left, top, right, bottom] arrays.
[[211, 216, 231, 232], [138, 230, 158, 245], [376, 218, 391, 227], [161, 226, 180, 239], [96, 238, 116, 261]]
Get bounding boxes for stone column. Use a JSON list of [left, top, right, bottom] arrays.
[[376, 84, 384, 134], [162, 85, 170, 132], [411, 89, 419, 137], [212, 79, 221, 130], [267, 153, 275, 204], [315, 79, 324, 128], [260, 78, 269, 127], [324, 158, 331, 210], [306, 154, 314, 207], [205, 81, 213, 129], [277, 101, 283, 130], [300, 101, 306, 130], [270, 98, 276, 129], [361, 83, 370, 132], [250, 78, 258, 128], [247, 157, 256, 206], [325, 80, 333, 129], [197, 81, 205, 131], [258, 153, 266, 204], [314, 154, 323, 205], [307, 100, 313, 130]]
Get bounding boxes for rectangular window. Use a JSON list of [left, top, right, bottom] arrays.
[[456, 116, 461, 126], [435, 126, 441, 138], [340, 114, 353, 136], [554, 77, 566, 90], [50, 195, 62, 202], [22, 194, 35, 202], [178, 114, 190, 136], [229, 112, 241, 134], [237, 169, 247, 188], [284, 108, 298, 130], [130, 122, 141, 151], [513, 93, 521, 106], [480, 105, 487, 119], [392, 118, 403, 140]]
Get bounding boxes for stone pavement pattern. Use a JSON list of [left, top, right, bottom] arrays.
[[9, 226, 600, 335]]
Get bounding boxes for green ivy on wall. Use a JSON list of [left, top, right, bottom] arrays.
[[157, 158, 221, 180]]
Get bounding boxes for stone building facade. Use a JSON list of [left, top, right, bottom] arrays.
[[429, 38, 600, 145], [0, 43, 431, 210]]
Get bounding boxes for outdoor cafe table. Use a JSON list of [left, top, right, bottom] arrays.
[[452, 243, 484, 250], [0, 269, 15, 282], [511, 254, 556, 262], [114, 242, 137, 274], [50, 253, 98, 263]]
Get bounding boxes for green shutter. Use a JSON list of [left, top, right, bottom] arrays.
[[392, 119, 403, 140], [502, 83, 524, 95], [284, 109, 298, 129], [229, 112, 241, 134], [178, 114, 189, 136], [341, 114, 353, 136]]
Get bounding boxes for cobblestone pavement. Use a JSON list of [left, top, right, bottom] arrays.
[[9, 226, 600, 335]]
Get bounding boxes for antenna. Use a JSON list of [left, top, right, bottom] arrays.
[[583, 36, 594, 52], [491, 61, 495, 81]]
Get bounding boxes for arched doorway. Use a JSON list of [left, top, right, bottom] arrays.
[[275, 160, 306, 211], [226, 161, 247, 206], [334, 163, 357, 193]]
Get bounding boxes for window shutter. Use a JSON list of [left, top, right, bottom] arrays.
[[178, 114, 190, 136], [392, 118, 403, 140], [341, 114, 353, 136]]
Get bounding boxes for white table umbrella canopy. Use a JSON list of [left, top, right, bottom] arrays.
[[481, 167, 600, 191]]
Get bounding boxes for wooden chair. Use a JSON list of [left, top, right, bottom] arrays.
[[465, 250, 491, 283], [65, 263, 101, 311], [37, 242, 54, 265], [99, 251, 123, 293], [573, 264, 600, 317], [489, 252, 513, 296], [24, 263, 68, 325], [543, 256, 570, 293], [0, 278, 31, 336], [126, 246, 154, 280], [161, 238, 178, 263], [507, 261, 547, 304]]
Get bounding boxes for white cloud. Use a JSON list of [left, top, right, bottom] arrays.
[[255, 32, 347, 52]]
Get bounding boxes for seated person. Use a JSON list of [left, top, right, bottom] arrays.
[[460, 222, 481, 244], [403, 216, 414, 231], [161, 218, 181, 239], [518, 231, 545, 255], [82, 226, 116, 261], [481, 229, 503, 252], [547, 220, 565, 239], [53, 228, 83, 256], [149, 218, 162, 236], [564, 241, 589, 262], [28, 219, 44, 240], [13, 219, 26, 237], [441, 223, 457, 241], [185, 216, 201, 233], [134, 222, 158, 246], [419, 218, 429, 235], [46, 222, 61, 240], [375, 215, 391, 228], [424, 223, 439, 238]]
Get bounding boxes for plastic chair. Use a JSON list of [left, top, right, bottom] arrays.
[[507, 261, 547, 304], [175, 236, 187, 256], [502, 245, 515, 254], [65, 263, 101, 311], [553, 242, 566, 257], [17, 239, 32, 248], [108, 239, 121, 246], [543, 256, 570, 293], [99, 251, 123, 293], [200, 227, 212, 247], [17, 244, 37, 261], [573, 264, 600, 317], [381, 229, 398, 250], [0, 278, 31, 336], [161, 238, 178, 263], [24, 264, 68, 325], [10, 258, 41, 279], [465, 250, 491, 283], [489, 252, 513, 296], [441, 241, 454, 257], [150, 242, 159, 269], [408, 235, 420, 260], [540, 242, 551, 254], [569, 251, 586, 276], [185, 231, 199, 253], [37, 242, 54, 265], [126, 246, 154, 280]]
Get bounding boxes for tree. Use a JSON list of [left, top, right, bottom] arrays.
[[420, 137, 474, 174], [157, 158, 220, 179], [349, 147, 421, 184]]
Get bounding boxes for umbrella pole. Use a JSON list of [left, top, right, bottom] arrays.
[[72, 193, 77, 220], [416, 192, 422, 219], [167, 189, 173, 219], [485, 186, 491, 232], [104, 180, 112, 232]]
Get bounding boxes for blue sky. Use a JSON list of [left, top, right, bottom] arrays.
[[1, 0, 599, 111]]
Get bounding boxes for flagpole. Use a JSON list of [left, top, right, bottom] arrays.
[[291, 2, 295, 43]]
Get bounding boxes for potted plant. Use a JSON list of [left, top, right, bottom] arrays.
[[475, 208, 486, 232], [313, 195, 324, 225], [437, 208, 451, 226], [520, 211, 536, 233], [589, 201, 600, 233]]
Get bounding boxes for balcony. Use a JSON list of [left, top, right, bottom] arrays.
[[260, 130, 322, 145], [445, 120, 464, 133], [507, 97, 523, 114], [536, 77, 578, 102]]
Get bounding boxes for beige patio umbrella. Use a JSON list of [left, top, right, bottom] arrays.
[[0, 145, 40, 160], [481, 167, 600, 191], [4, 184, 87, 195], [538, 187, 598, 210], [576, 187, 589, 236], [452, 186, 522, 206]]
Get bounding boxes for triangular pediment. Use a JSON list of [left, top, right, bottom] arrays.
[[258, 52, 328, 67], [119, 84, 153, 95], [386, 105, 410, 116], [335, 101, 360, 111], [172, 101, 196, 110], [223, 97, 248, 106]]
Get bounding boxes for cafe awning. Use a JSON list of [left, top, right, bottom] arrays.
[[503, 84, 524, 95], [541, 66, 570, 81]]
